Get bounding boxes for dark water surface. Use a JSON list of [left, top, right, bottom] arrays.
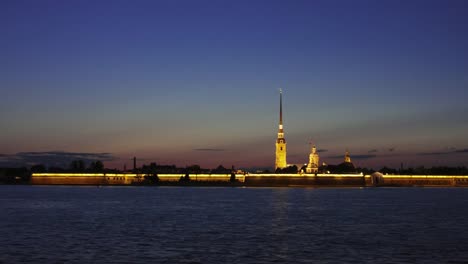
[[1, 186, 467, 263]]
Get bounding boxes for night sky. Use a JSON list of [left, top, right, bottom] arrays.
[[1, 0, 467, 170]]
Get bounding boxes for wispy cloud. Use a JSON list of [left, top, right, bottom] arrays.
[[0, 151, 117, 168], [17, 151, 114, 159], [368, 149, 378, 153], [326, 155, 344, 159], [455, 149, 468, 153], [193, 148, 225, 152], [326, 154, 377, 160], [353, 154, 378, 160], [417, 152, 447, 156], [317, 149, 328, 153], [417, 148, 468, 156]]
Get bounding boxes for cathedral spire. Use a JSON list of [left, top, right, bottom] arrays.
[[278, 88, 283, 133], [277, 89, 284, 139], [275, 88, 287, 170], [279, 88, 283, 126]]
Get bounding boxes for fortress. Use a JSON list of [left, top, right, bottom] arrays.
[[274, 89, 354, 174], [30, 172, 468, 187], [29, 89, 468, 187]]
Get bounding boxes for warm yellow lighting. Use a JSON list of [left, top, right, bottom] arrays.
[[30, 173, 468, 186], [380, 175, 468, 179]]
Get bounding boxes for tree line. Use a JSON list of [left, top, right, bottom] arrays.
[[29, 160, 106, 173]]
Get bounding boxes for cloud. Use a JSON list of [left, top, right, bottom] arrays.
[[351, 154, 378, 160], [417, 152, 448, 156], [417, 148, 468, 156], [326, 155, 344, 159], [0, 151, 117, 168], [317, 149, 328, 153], [193, 148, 225, 152], [455, 149, 468, 153], [368, 149, 378, 153], [326, 154, 377, 160], [17, 151, 114, 159], [388, 148, 395, 152]]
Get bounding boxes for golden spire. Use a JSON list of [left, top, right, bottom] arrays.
[[278, 88, 284, 134], [279, 88, 283, 126], [275, 88, 287, 170]]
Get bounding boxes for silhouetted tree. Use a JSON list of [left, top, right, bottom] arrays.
[[89, 161, 104, 172], [379, 166, 397, 175], [144, 173, 159, 184], [48, 166, 66, 173], [187, 165, 201, 174], [70, 160, 85, 172], [0, 167, 29, 183], [356, 167, 375, 175], [212, 165, 231, 174], [275, 165, 298, 174], [30, 164, 46, 173], [142, 162, 158, 174], [179, 173, 190, 182]]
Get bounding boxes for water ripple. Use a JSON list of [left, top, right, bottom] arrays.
[[1, 186, 468, 263]]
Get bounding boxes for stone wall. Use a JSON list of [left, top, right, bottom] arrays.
[[31, 173, 108, 185], [31, 173, 244, 185], [368, 173, 468, 187], [30, 173, 468, 187]]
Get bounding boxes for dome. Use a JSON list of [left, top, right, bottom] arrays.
[[371, 172, 384, 177]]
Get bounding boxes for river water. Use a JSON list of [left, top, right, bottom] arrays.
[[1, 186, 467, 263]]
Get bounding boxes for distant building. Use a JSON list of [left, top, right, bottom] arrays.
[[344, 149, 351, 163], [322, 150, 357, 174], [273, 90, 356, 174], [306, 144, 320, 173]]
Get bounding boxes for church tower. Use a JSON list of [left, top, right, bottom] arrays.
[[306, 144, 320, 173], [345, 149, 352, 163], [275, 89, 287, 170]]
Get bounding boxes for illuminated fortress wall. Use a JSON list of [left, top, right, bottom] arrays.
[[30, 173, 468, 186], [31, 173, 245, 185], [157, 174, 245, 182], [31, 173, 133, 185], [243, 174, 468, 187], [369, 174, 468, 187]]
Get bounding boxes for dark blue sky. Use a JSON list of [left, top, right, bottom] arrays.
[[1, 0, 467, 169]]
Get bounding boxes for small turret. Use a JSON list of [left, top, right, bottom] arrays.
[[344, 149, 351, 163]]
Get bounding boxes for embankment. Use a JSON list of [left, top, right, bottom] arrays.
[[29, 173, 468, 187]]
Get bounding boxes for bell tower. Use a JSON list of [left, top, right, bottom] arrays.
[[275, 89, 287, 170], [306, 144, 320, 173], [345, 149, 351, 163]]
